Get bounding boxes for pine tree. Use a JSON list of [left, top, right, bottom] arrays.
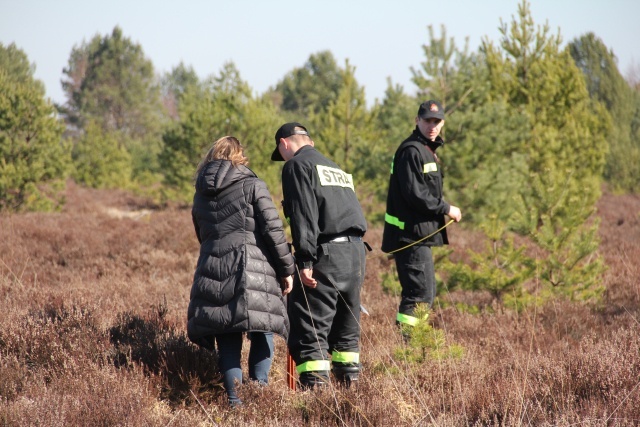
[[307, 60, 381, 220], [309, 60, 372, 170], [414, 1, 607, 303], [375, 78, 418, 145], [0, 43, 70, 212], [71, 121, 132, 189], [411, 24, 459, 106], [443, 216, 535, 310], [482, 0, 607, 300], [269, 51, 343, 120], [160, 62, 201, 121], [60, 26, 164, 181], [568, 32, 640, 193], [159, 62, 284, 202], [394, 304, 464, 362]]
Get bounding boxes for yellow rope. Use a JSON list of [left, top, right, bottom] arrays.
[[387, 219, 455, 255]]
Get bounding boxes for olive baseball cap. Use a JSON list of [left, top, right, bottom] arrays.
[[271, 122, 309, 161]]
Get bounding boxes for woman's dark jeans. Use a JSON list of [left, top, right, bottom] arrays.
[[215, 332, 274, 405]]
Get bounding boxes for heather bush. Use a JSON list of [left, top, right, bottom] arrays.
[[0, 183, 638, 426], [107, 305, 221, 404], [0, 301, 107, 381]]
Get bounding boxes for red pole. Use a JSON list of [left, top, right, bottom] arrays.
[[287, 351, 296, 391], [285, 289, 296, 391]]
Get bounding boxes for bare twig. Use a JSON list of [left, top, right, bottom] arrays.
[[190, 390, 220, 427]]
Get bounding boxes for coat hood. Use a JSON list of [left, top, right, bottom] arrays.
[[195, 160, 256, 196]]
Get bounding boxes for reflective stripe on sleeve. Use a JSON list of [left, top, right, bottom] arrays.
[[385, 213, 405, 230]]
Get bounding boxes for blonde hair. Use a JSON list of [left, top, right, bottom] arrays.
[[195, 136, 249, 178]]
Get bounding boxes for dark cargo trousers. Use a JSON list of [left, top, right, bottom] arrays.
[[288, 239, 366, 377], [394, 244, 435, 323]]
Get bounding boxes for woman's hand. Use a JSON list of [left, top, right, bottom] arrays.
[[281, 275, 294, 295]]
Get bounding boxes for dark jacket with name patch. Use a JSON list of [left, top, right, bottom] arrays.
[[187, 160, 295, 348], [281, 145, 367, 267]]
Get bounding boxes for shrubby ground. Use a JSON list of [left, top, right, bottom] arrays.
[[0, 182, 638, 426]]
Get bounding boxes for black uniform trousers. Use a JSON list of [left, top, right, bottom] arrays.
[[395, 244, 436, 315], [288, 239, 366, 370]]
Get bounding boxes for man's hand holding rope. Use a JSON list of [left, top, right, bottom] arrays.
[[448, 205, 462, 223]]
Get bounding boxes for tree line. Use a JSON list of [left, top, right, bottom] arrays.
[[2, 1, 638, 307]]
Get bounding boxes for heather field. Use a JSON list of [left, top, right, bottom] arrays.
[[1, 182, 638, 426]]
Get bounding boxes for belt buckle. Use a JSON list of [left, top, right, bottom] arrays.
[[330, 235, 361, 243]]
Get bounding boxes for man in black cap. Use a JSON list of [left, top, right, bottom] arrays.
[[381, 100, 462, 332], [272, 122, 368, 388]]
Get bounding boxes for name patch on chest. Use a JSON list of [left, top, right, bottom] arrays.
[[316, 165, 355, 191], [423, 162, 438, 173]]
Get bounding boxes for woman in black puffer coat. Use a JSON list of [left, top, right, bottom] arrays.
[[187, 136, 295, 406]]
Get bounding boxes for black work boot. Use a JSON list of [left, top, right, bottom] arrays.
[[299, 371, 330, 390], [332, 363, 360, 387], [396, 321, 413, 344]]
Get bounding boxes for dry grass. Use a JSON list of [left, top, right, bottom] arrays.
[[1, 181, 639, 426]]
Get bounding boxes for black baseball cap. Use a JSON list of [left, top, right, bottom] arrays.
[[417, 100, 445, 120], [271, 122, 309, 161]]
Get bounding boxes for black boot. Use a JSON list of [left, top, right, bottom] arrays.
[[332, 362, 360, 387], [396, 320, 413, 344], [299, 371, 329, 389]]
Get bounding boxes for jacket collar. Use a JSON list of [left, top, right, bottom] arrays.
[[293, 144, 314, 158], [413, 127, 444, 152]]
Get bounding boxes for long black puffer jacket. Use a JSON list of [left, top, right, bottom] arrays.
[[187, 160, 295, 349]]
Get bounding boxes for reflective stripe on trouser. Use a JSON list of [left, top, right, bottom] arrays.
[[394, 244, 436, 315], [331, 350, 359, 364], [288, 240, 366, 367], [296, 359, 331, 374], [396, 312, 428, 326]]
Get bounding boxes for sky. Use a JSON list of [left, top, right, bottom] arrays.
[[1, 0, 639, 107]]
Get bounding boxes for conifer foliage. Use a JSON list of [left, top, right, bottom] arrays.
[[486, 1, 607, 300], [3, 0, 635, 297], [159, 63, 284, 202], [59, 26, 164, 186], [569, 32, 640, 193], [0, 43, 69, 212], [420, 1, 607, 302]]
